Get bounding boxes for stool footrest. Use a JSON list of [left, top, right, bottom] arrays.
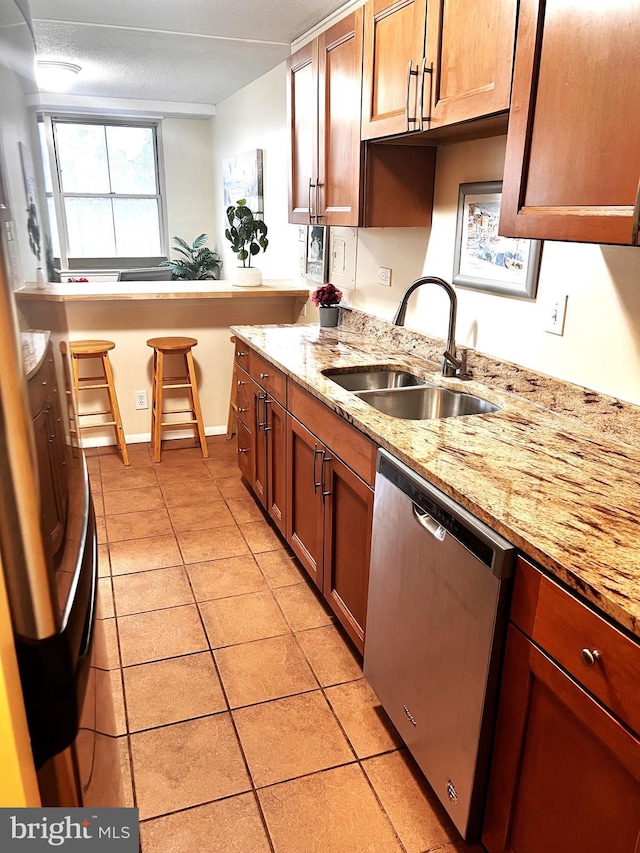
[[77, 420, 117, 429], [162, 382, 192, 389], [160, 419, 198, 427]]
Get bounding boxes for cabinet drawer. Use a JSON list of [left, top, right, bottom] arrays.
[[234, 339, 251, 368], [288, 381, 377, 487], [250, 350, 287, 407], [235, 364, 251, 411], [27, 348, 55, 417], [512, 554, 640, 735]]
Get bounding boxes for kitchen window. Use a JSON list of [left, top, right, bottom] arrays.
[[39, 117, 167, 270]]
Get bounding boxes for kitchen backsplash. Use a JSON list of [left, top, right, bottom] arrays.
[[339, 307, 639, 448]]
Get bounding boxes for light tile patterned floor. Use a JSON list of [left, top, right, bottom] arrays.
[[91, 437, 485, 853]]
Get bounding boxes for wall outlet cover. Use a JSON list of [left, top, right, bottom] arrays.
[[134, 390, 148, 410], [378, 267, 391, 286]]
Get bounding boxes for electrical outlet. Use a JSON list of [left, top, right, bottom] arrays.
[[134, 390, 148, 410], [545, 294, 568, 336], [378, 267, 391, 286]]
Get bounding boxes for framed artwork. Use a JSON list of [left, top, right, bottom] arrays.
[[304, 224, 328, 283], [453, 181, 541, 299], [19, 141, 41, 259], [222, 149, 264, 214]]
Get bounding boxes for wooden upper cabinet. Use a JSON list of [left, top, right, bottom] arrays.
[[424, 0, 516, 129], [501, 0, 640, 245], [288, 7, 436, 227], [287, 41, 317, 225], [361, 0, 427, 140], [317, 10, 364, 226]]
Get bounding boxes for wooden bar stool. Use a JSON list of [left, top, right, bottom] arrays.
[[66, 339, 129, 466], [147, 336, 208, 463]]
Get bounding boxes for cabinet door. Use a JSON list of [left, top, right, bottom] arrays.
[[236, 417, 252, 482], [285, 416, 324, 589], [361, 0, 427, 140], [317, 9, 363, 226], [265, 397, 286, 535], [500, 0, 640, 245], [424, 0, 516, 129], [249, 379, 267, 508], [483, 625, 640, 853], [321, 452, 374, 653], [287, 41, 318, 224]]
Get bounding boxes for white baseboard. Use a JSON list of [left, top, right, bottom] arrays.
[[79, 424, 228, 448]]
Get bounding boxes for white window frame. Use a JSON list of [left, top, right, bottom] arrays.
[[40, 114, 169, 270]]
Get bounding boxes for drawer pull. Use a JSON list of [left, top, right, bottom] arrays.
[[237, 351, 247, 357], [580, 648, 601, 667], [237, 380, 245, 387], [260, 372, 269, 380], [238, 407, 247, 413], [238, 448, 248, 454]]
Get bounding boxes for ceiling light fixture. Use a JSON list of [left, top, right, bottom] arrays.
[[36, 61, 81, 93]]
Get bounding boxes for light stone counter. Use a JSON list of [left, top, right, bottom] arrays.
[[20, 329, 50, 378], [231, 319, 640, 640], [15, 279, 309, 302]]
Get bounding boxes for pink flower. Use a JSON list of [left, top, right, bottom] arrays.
[[311, 283, 343, 307]]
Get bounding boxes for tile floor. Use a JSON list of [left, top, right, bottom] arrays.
[[90, 437, 485, 853]]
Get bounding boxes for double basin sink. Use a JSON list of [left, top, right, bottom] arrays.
[[322, 367, 499, 421]]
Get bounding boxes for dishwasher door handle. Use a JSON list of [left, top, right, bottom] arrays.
[[413, 505, 446, 541]]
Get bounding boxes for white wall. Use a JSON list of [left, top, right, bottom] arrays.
[[162, 117, 216, 254], [211, 63, 300, 283]]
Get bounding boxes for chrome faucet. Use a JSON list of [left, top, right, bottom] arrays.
[[392, 276, 462, 377]]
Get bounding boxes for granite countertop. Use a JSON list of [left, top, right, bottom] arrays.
[[231, 321, 640, 640], [15, 279, 309, 302], [21, 329, 50, 378]]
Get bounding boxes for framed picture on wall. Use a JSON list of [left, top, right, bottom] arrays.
[[304, 224, 329, 283], [222, 149, 264, 214], [453, 181, 542, 299]]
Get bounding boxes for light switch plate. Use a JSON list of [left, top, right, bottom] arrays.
[[545, 294, 568, 335]]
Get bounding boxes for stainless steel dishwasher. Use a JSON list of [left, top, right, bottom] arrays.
[[364, 450, 514, 840]]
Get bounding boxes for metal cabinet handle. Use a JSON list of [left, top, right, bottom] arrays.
[[237, 351, 247, 358], [316, 181, 324, 220], [312, 444, 323, 492], [405, 60, 419, 131], [321, 453, 332, 497], [412, 505, 446, 541], [237, 380, 245, 387], [238, 448, 248, 454], [260, 372, 269, 380], [257, 391, 267, 430], [238, 407, 247, 413], [308, 177, 317, 223], [632, 177, 640, 245], [580, 648, 601, 667], [263, 397, 272, 432], [419, 57, 433, 130]]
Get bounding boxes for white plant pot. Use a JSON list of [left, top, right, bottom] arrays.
[[233, 267, 262, 287]]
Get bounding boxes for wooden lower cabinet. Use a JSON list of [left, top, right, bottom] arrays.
[[483, 627, 640, 852], [285, 415, 324, 589], [321, 452, 374, 652], [264, 396, 286, 534], [285, 414, 373, 653], [244, 377, 286, 536]]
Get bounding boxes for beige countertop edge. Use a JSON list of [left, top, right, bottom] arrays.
[[231, 323, 640, 641], [15, 280, 310, 302]]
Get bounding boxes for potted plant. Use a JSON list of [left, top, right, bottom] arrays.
[[224, 199, 268, 286], [311, 283, 343, 327], [161, 234, 222, 280]]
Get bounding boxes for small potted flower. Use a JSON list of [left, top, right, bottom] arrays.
[[311, 283, 343, 327]]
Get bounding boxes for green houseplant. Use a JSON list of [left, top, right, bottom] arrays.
[[224, 199, 268, 286], [161, 234, 222, 280]]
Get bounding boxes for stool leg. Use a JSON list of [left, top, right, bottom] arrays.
[[186, 349, 208, 459], [152, 349, 164, 463], [102, 353, 130, 466], [150, 348, 158, 459]]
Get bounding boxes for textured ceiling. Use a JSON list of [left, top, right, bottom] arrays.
[[30, 0, 349, 105]]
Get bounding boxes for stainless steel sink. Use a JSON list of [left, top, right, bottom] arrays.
[[323, 367, 428, 392], [355, 385, 500, 420]]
